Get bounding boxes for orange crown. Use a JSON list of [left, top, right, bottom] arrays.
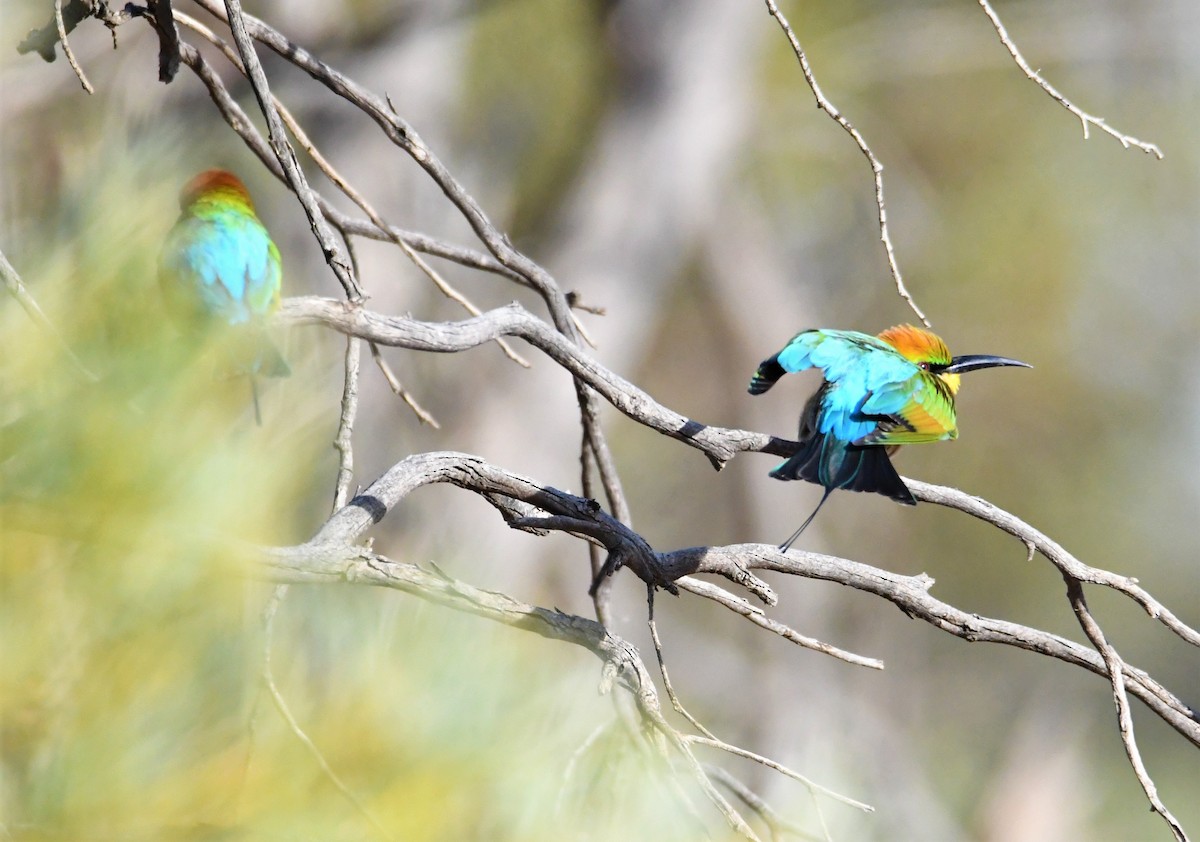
[[877, 324, 952, 365], [178, 169, 254, 210]]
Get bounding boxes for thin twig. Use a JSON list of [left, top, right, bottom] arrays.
[[808, 786, 833, 842], [261, 585, 396, 841], [647, 588, 717, 740], [663, 735, 761, 839], [907, 478, 1200, 650], [554, 720, 612, 818], [368, 341, 440, 428], [332, 335, 361, 511], [762, 0, 930, 327], [977, 0, 1163, 158], [569, 310, 598, 350], [235, 589, 267, 820], [581, 435, 613, 627], [687, 735, 873, 814], [0, 246, 97, 381], [705, 765, 823, 842], [53, 0, 93, 93], [394, 239, 530, 367], [275, 100, 532, 367], [340, 228, 362, 283], [1065, 577, 1186, 841], [675, 576, 882, 669]]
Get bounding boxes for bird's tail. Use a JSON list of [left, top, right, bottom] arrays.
[[223, 326, 290, 380], [254, 336, 291, 378], [234, 330, 287, 426], [770, 432, 915, 549], [769, 431, 914, 504], [779, 487, 834, 552]]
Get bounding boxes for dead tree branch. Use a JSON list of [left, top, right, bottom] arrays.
[[277, 296, 780, 469], [762, 0, 930, 328], [221, 0, 362, 302], [976, 0, 1164, 158], [256, 449, 1199, 752]]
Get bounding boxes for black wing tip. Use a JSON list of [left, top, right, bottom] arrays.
[[748, 357, 786, 395]]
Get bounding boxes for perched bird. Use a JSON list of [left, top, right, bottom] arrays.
[[159, 169, 289, 423], [749, 324, 1030, 551]]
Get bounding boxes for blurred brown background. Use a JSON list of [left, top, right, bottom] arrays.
[[2, 1, 1198, 839]]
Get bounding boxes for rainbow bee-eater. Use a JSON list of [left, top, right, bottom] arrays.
[[159, 169, 289, 424], [749, 324, 1031, 551]]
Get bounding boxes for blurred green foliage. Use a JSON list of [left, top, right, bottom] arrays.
[[0, 91, 699, 842]]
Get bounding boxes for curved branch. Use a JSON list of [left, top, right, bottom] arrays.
[[674, 544, 1200, 749], [1065, 578, 1186, 841], [1, 247, 96, 381], [53, 0, 94, 93], [907, 479, 1200, 649], [278, 296, 781, 468]]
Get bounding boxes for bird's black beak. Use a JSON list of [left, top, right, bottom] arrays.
[[942, 354, 1032, 375]]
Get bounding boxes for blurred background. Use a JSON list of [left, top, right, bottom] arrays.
[[2, 0, 1198, 839]]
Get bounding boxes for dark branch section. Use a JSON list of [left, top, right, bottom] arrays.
[[152, 0, 181, 82]]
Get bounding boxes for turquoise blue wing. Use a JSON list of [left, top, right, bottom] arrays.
[[750, 329, 888, 394]]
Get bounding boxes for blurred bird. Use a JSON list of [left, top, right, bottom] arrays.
[[749, 325, 1030, 551], [159, 169, 288, 423]]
